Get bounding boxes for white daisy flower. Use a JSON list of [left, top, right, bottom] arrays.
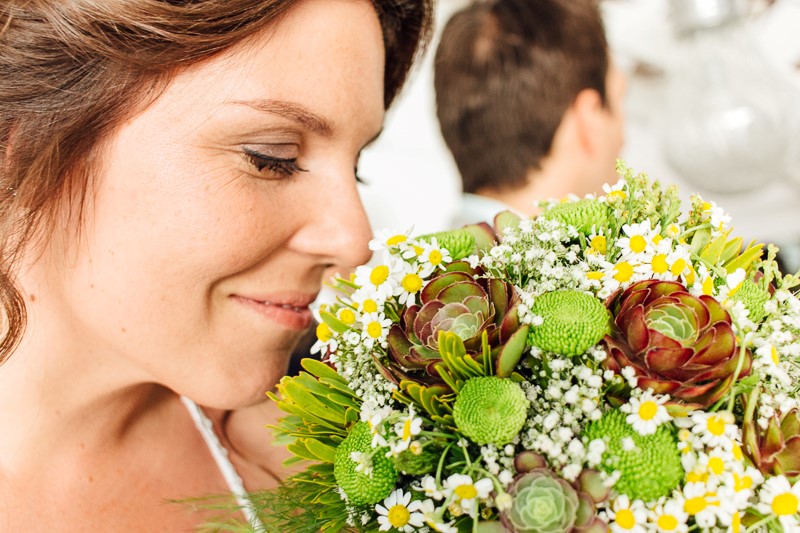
[[369, 229, 411, 252], [417, 238, 452, 277], [353, 262, 399, 300], [375, 489, 426, 532], [607, 495, 648, 533], [617, 220, 658, 262], [756, 475, 800, 530], [690, 411, 739, 448], [682, 481, 736, 529], [650, 497, 689, 532], [392, 406, 423, 453], [443, 474, 493, 513], [360, 312, 393, 349], [621, 392, 672, 435], [419, 475, 444, 501], [393, 261, 425, 306]]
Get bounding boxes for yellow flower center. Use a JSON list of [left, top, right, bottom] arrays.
[[684, 496, 708, 515], [732, 443, 744, 462], [362, 299, 378, 313], [590, 235, 607, 254], [707, 415, 726, 436], [608, 190, 627, 201], [386, 234, 407, 246], [428, 250, 443, 266], [653, 234, 663, 245], [401, 273, 423, 293], [686, 471, 708, 484], [370, 265, 389, 286], [629, 235, 647, 253], [587, 271, 605, 281], [657, 514, 679, 530], [614, 262, 634, 283], [666, 224, 680, 237], [615, 509, 636, 529], [734, 474, 753, 491], [772, 493, 799, 516], [708, 457, 725, 475], [402, 418, 414, 441], [413, 244, 424, 256], [387, 504, 411, 527], [338, 309, 356, 325], [702, 201, 712, 212], [670, 258, 687, 276], [685, 265, 696, 285], [638, 401, 659, 421], [316, 322, 332, 342], [367, 321, 383, 339], [731, 511, 741, 533], [454, 484, 478, 500], [771, 346, 780, 365], [652, 254, 669, 274], [702, 277, 714, 296]]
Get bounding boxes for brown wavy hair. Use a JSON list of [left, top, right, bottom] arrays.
[[0, 0, 432, 362]]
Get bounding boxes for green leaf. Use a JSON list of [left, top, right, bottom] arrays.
[[303, 439, 337, 463], [724, 242, 764, 274], [318, 310, 350, 334], [283, 381, 346, 425], [302, 358, 344, 383], [720, 236, 743, 264], [495, 325, 529, 377], [699, 232, 729, 265]]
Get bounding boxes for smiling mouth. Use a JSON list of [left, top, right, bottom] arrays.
[[232, 295, 314, 331]]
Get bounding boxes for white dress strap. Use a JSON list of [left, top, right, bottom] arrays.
[[180, 396, 262, 529]]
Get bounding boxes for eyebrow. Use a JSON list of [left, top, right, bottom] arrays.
[[228, 99, 334, 137]]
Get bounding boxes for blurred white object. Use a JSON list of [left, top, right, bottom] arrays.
[[660, 0, 794, 192]]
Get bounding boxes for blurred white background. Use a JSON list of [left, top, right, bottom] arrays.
[[357, 0, 800, 268]]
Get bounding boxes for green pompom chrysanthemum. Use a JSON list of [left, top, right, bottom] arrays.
[[333, 422, 397, 506], [582, 409, 683, 502], [528, 290, 611, 356], [453, 376, 529, 446], [419, 229, 475, 260], [544, 199, 607, 235], [731, 279, 770, 324]]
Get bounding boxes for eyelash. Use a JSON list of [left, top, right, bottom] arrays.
[[244, 148, 367, 184], [244, 148, 306, 177]]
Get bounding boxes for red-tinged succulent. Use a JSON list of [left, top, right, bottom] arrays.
[[378, 261, 526, 385], [742, 393, 800, 478], [602, 280, 751, 410]]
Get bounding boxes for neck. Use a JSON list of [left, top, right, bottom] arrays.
[[475, 154, 589, 217], [0, 303, 164, 472]]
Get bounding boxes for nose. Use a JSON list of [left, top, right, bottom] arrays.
[[293, 170, 373, 271]]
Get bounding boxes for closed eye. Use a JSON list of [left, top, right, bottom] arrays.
[[244, 148, 307, 177]]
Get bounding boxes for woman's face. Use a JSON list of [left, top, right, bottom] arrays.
[[27, 0, 383, 407]]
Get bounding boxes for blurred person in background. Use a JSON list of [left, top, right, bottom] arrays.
[[434, 0, 627, 228]]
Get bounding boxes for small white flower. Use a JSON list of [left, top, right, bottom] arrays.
[[649, 497, 689, 532], [419, 475, 444, 501], [690, 411, 739, 448], [621, 392, 671, 435], [607, 495, 648, 533], [443, 474, 493, 513], [756, 475, 800, 530], [375, 489, 425, 532]]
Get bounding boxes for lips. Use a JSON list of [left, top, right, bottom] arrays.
[[232, 292, 317, 330]]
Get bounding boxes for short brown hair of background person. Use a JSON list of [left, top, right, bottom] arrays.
[[0, 0, 432, 362], [434, 0, 611, 195]]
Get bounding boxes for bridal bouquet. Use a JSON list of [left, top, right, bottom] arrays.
[[252, 163, 800, 533]]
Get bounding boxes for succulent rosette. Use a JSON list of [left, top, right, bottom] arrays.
[[379, 261, 524, 385], [743, 393, 800, 479], [500, 461, 608, 533], [603, 280, 752, 409]]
